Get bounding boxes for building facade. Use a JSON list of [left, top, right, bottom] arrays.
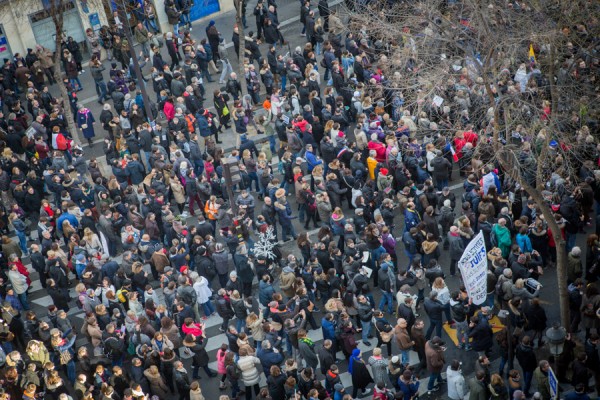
[[0, 0, 233, 60]]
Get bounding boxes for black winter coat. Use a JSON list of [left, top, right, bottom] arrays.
[[351, 358, 374, 390], [515, 343, 537, 372], [216, 295, 234, 319], [467, 321, 494, 352], [186, 338, 210, 366]]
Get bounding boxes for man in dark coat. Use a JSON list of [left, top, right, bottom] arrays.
[[424, 291, 445, 340], [184, 334, 217, 379], [215, 289, 234, 332], [317, 339, 336, 375], [233, 243, 254, 297], [467, 314, 494, 356], [257, 340, 284, 376], [515, 336, 538, 397], [173, 360, 192, 399]]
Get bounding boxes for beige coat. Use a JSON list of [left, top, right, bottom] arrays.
[[171, 179, 186, 204], [35, 46, 54, 68], [329, 14, 345, 35], [280, 270, 297, 298], [247, 312, 266, 341], [190, 388, 205, 400], [87, 321, 103, 348]]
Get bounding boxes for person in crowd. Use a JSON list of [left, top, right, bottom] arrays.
[[0, 4, 595, 400]]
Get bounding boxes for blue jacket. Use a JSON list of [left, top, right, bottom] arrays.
[[564, 392, 590, 400], [56, 212, 79, 235], [334, 390, 345, 400], [330, 216, 346, 236], [403, 208, 420, 232], [515, 233, 533, 254], [101, 261, 120, 279], [126, 160, 146, 184], [321, 317, 336, 341], [305, 150, 322, 172], [257, 348, 284, 376], [397, 378, 420, 400], [275, 201, 294, 225], [259, 280, 276, 307], [197, 114, 211, 137]]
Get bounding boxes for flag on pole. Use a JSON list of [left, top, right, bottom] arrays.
[[529, 44, 536, 64], [450, 145, 459, 162]]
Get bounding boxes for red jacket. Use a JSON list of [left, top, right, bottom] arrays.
[[163, 101, 175, 121], [368, 141, 387, 163]]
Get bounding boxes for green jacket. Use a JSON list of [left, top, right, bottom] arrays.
[[135, 26, 149, 44], [533, 367, 551, 400], [494, 224, 512, 258], [468, 378, 488, 400]]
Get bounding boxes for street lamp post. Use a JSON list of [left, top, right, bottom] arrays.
[[546, 324, 566, 357], [546, 323, 566, 396]]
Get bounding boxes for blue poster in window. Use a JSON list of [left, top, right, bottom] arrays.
[[89, 13, 101, 31], [189, 0, 220, 22]]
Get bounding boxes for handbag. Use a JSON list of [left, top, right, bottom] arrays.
[[180, 346, 194, 359], [81, 113, 88, 130], [59, 350, 72, 365], [376, 323, 394, 343], [513, 326, 523, 337]]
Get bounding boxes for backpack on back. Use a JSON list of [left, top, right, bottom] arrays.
[[490, 225, 498, 247], [495, 277, 505, 299]]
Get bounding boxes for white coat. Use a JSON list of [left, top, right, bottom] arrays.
[[446, 366, 467, 400], [193, 277, 213, 305], [8, 270, 28, 294]]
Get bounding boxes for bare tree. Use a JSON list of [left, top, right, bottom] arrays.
[[340, 0, 600, 328], [234, 0, 248, 96], [47, 0, 84, 144]]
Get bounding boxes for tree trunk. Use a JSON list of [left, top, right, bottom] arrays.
[[235, 0, 248, 96], [519, 179, 570, 329], [51, 15, 81, 145]]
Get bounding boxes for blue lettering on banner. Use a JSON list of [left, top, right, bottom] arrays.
[[457, 231, 488, 305]]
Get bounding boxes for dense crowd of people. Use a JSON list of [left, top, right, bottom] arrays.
[[0, 0, 599, 400]]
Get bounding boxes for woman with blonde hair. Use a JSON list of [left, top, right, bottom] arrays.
[[45, 369, 68, 399], [49, 329, 76, 383], [50, 242, 69, 267], [311, 164, 324, 192], [190, 380, 206, 400], [488, 373, 509, 400], [246, 311, 265, 348], [61, 219, 76, 242], [368, 347, 392, 388], [83, 227, 102, 255], [95, 304, 111, 330], [432, 277, 453, 324]]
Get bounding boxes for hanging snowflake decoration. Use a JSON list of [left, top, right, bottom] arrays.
[[253, 226, 277, 261]]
